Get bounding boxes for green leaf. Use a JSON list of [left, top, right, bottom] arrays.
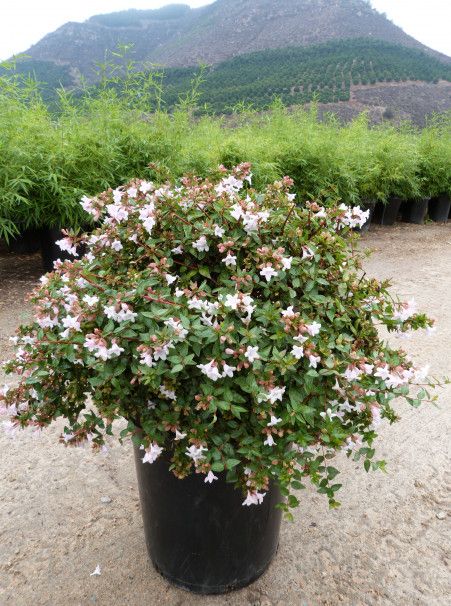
[[226, 458, 240, 469], [211, 461, 225, 472]]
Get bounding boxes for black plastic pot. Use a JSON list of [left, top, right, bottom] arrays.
[[8, 228, 42, 254], [401, 198, 429, 224], [428, 194, 451, 222], [134, 448, 283, 594], [372, 197, 403, 226]]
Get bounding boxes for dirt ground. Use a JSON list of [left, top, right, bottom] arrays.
[[0, 224, 450, 606]]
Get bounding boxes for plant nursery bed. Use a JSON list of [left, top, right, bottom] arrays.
[[0, 223, 450, 606]]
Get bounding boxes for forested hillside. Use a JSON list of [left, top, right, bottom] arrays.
[[159, 39, 451, 112]]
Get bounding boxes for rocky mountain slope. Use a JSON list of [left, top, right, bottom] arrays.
[[23, 0, 450, 77]]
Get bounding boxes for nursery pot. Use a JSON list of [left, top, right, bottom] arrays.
[[428, 194, 451, 222], [401, 198, 429, 224], [134, 448, 283, 594], [372, 197, 403, 226], [8, 228, 42, 254]]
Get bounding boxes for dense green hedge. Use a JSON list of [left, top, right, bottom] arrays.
[[0, 67, 450, 241]]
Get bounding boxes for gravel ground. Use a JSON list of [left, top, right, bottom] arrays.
[[0, 224, 450, 606]]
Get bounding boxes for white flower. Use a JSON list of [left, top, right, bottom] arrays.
[[281, 257, 293, 270], [267, 386, 286, 404], [230, 204, 244, 220], [165, 273, 178, 285], [224, 293, 240, 310], [83, 295, 99, 307], [309, 355, 320, 369], [106, 204, 128, 223], [142, 443, 163, 464], [204, 470, 218, 483], [107, 341, 124, 358], [306, 321, 321, 336], [55, 237, 78, 257], [139, 181, 154, 194], [140, 351, 155, 367], [264, 434, 276, 446], [242, 491, 266, 506], [153, 342, 173, 361], [111, 189, 122, 204], [374, 364, 391, 381], [302, 246, 314, 260], [62, 315, 81, 332], [281, 306, 296, 319], [192, 235, 209, 252], [260, 266, 278, 282], [90, 564, 101, 577], [216, 176, 243, 197], [104, 303, 137, 323], [171, 245, 183, 254], [341, 205, 370, 229], [175, 288, 185, 297], [370, 405, 382, 428], [292, 345, 304, 359], [214, 224, 225, 237], [222, 253, 237, 267], [287, 193, 296, 202], [185, 444, 208, 463], [174, 429, 187, 441], [320, 408, 339, 420], [164, 318, 188, 341], [160, 386, 176, 400], [80, 196, 97, 217], [244, 345, 260, 363], [267, 415, 282, 427], [343, 366, 362, 381], [197, 360, 222, 381], [111, 239, 123, 251], [222, 363, 236, 378], [426, 326, 437, 336], [139, 203, 156, 235], [127, 187, 138, 198]]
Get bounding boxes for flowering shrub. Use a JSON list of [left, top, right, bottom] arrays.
[[1, 164, 439, 514]]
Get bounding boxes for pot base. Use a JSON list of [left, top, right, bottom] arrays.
[[151, 543, 279, 595]]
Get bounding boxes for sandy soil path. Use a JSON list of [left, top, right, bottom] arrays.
[[0, 224, 450, 606]]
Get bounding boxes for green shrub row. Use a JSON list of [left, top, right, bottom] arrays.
[[0, 64, 450, 241]]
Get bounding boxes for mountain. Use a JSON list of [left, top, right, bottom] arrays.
[[7, 0, 451, 124], [21, 0, 450, 76]]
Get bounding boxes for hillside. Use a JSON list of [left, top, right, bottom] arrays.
[[159, 39, 451, 113], [21, 0, 450, 77], [6, 0, 451, 125]]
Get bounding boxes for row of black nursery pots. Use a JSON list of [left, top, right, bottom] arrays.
[[371, 194, 451, 226]]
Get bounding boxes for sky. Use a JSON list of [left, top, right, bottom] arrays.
[[0, 0, 450, 62]]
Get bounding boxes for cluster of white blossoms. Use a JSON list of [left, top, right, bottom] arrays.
[[84, 334, 124, 361], [104, 303, 138, 323], [338, 204, 370, 229]]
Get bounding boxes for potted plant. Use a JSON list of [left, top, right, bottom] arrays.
[[1, 165, 440, 595], [368, 128, 420, 225]]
